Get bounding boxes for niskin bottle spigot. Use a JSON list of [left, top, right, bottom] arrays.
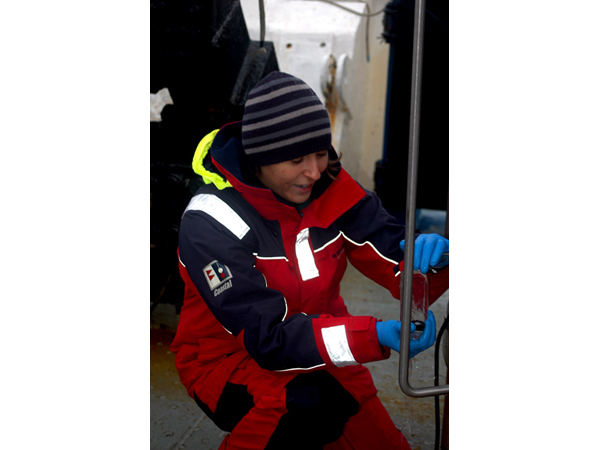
[[400, 270, 429, 339]]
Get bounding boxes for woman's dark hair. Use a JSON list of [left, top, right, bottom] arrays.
[[251, 152, 343, 180], [326, 152, 342, 180]]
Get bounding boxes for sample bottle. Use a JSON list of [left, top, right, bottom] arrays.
[[399, 270, 429, 339]]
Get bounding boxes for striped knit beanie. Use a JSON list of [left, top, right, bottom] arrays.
[[242, 71, 332, 166]]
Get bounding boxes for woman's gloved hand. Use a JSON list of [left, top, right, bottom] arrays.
[[376, 311, 437, 358], [400, 233, 449, 273]]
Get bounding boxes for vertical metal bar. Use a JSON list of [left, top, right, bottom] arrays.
[[398, 0, 448, 398]]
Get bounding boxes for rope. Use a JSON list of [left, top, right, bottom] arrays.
[[317, 0, 387, 17], [316, 1, 387, 62]]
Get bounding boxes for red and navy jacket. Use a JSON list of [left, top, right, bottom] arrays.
[[170, 122, 448, 403]]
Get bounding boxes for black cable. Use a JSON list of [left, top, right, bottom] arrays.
[[425, 8, 448, 29], [434, 314, 448, 450], [258, 0, 265, 47]]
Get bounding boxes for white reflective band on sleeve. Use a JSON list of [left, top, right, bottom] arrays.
[[321, 325, 357, 367], [295, 228, 319, 281], [184, 194, 250, 240]]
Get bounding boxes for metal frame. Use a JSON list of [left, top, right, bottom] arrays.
[[398, 0, 449, 398]]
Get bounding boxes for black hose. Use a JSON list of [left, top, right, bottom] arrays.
[[434, 314, 448, 450], [258, 0, 265, 47]]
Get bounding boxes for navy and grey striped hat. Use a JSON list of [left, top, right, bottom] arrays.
[[242, 71, 332, 166]]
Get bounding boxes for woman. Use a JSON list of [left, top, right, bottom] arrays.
[[170, 71, 449, 449]]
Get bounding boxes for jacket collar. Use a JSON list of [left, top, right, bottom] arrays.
[[209, 122, 365, 226]]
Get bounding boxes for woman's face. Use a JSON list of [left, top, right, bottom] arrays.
[[257, 150, 329, 204]]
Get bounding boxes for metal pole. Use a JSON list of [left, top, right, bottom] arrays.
[[398, 0, 448, 398]]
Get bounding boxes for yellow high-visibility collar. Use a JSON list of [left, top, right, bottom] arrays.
[[191, 129, 233, 190]]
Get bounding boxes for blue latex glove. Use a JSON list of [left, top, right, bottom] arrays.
[[376, 311, 437, 358], [400, 233, 449, 273]]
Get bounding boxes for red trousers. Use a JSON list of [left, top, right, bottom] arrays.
[[205, 357, 411, 450]]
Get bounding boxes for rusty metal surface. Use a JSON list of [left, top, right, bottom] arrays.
[[150, 263, 448, 449]]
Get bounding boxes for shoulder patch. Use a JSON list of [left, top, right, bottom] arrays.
[[203, 260, 233, 289]]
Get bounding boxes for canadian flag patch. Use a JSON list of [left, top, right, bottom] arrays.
[[203, 260, 233, 289]]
